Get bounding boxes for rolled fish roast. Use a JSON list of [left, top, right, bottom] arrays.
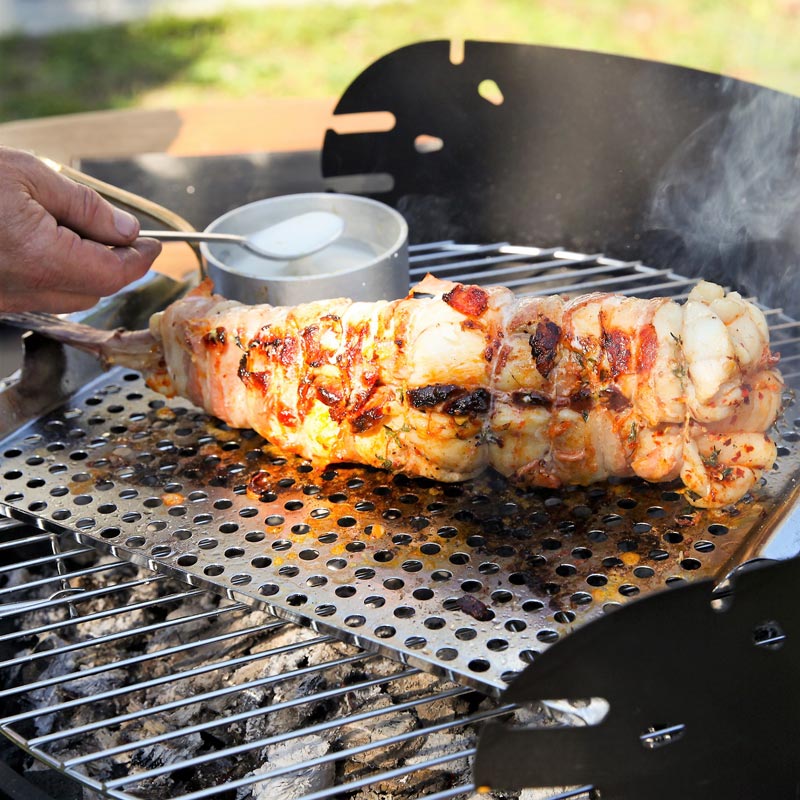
[[1, 275, 783, 509]]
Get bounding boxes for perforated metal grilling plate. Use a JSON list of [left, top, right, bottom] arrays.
[[2, 243, 800, 695], [1, 368, 798, 696]]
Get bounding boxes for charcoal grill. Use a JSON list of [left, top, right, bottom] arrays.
[[3, 40, 800, 799]]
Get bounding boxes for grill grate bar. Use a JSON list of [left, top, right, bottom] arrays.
[[499, 245, 559, 257], [276, 748, 479, 800], [0, 600, 258, 672], [412, 254, 606, 282], [521, 268, 673, 296], [409, 241, 512, 265], [408, 240, 457, 252], [409, 251, 581, 278], [297, 778, 592, 800], [406, 243, 707, 308], [616, 277, 699, 296], [150, 705, 515, 800], [768, 320, 799, 331], [385, 786, 480, 800], [411, 253, 601, 280], [0, 523, 509, 800], [0, 586, 206, 643], [0, 573, 167, 621], [0, 531, 58, 550], [0, 546, 96, 575], [0, 617, 287, 705], [55, 652, 390, 761], [0, 561, 129, 598], [63, 668, 452, 778], [772, 336, 800, 347]]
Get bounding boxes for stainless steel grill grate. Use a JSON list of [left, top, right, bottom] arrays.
[[0, 518, 523, 800], [0, 241, 799, 799]]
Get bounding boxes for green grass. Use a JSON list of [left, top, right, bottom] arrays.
[[1, 0, 799, 122]]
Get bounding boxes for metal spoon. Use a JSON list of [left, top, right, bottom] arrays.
[[140, 211, 345, 260]]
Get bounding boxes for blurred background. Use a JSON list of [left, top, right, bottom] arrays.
[[0, 0, 797, 123]]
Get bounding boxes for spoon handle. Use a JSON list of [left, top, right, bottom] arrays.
[[139, 230, 244, 246]]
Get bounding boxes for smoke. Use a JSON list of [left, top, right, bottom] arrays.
[[648, 82, 800, 314]]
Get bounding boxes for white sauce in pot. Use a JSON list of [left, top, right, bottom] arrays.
[[215, 237, 381, 279]]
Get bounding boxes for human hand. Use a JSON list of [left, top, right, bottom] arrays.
[[0, 146, 162, 313]]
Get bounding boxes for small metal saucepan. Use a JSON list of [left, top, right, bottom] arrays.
[[200, 193, 409, 306], [40, 159, 409, 305]]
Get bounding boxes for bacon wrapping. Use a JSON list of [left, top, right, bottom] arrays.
[[1, 276, 782, 509]]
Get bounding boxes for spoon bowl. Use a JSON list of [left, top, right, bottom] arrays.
[[140, 211, 344, 261]]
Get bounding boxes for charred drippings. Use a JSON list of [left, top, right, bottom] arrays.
[[248, 328, 298, 369], [511, 390, 552, 409], [351, 406, 385, 433], [277, 408, 298, 426], [442, 285, 489, 317], [202, 326, 227, 349], [483, 343, 497, 363], [408, 384, 491, 416], [566, 385, 593, 413], [601, 385, 632, 412], [300, 324, 323, 367], [602, 328, 632, 378], [316, 384, 345, 408], [453, 595, 494, 622], [529, 320, 561, 378], [443, 389, 491, 416], [237, 354, 269, 393], [408, 384, 462, 408], [248, 469, 273, 496], [636, 323, 658, 374]]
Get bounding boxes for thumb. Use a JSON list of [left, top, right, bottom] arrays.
[[27, 155, 140, 246]]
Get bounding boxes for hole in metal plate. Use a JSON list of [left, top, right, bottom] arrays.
[[753, 620, 786, 651], [641, 723, 686, 750]]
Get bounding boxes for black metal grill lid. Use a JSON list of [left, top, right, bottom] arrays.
[[323, 41, 800, 318]]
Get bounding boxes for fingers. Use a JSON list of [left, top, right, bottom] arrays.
[[0, 290, 101, 314], [0, 237, 161, 314], [37, 231, 162, 296], [65, 238, 161, 297], [8, 148, 141, 247]]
